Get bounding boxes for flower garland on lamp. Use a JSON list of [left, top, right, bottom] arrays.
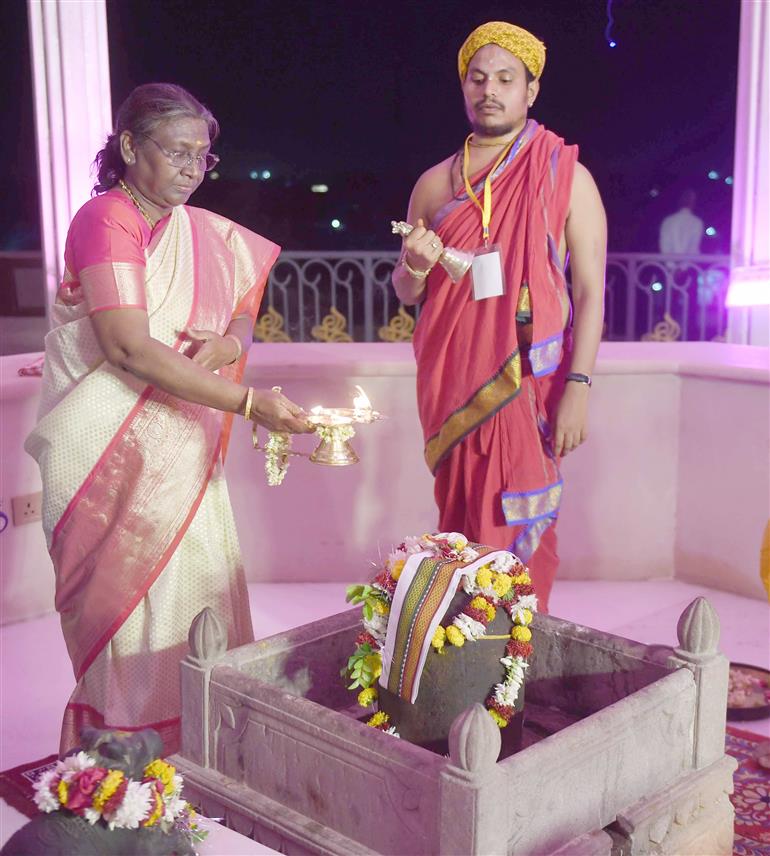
[[343, 532, 537, 735], [264, 431, 292, 486], [32, 751, 206, 844]]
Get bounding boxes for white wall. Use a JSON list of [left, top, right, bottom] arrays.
[[1, 342, 768, 626]]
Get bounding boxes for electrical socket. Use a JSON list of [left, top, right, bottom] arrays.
[[11, 491, 43, 526]]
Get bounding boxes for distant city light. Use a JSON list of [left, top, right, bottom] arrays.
[[725, 176, 733, 185], [209, 171, 220, 181], [649, 188, 659, 198], [609, 40, 617, 48], [261, 170, 272, 180], [705, 226, 717, 236], [651, 281, 663, 292], [249, 170, 259, 180], [331, 218, 342, 230], [311, 184, 329, 193], [708, 170, 719, 180]]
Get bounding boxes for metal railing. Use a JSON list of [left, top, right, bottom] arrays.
[[602, 252, 730, 342], [262, 250, 731, 343], [1, 250, 732, 343]]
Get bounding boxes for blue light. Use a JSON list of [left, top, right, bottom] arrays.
[[609, 40, 617, 48], [651, 281, 663, 292], [249, 170, 259, 180], [261, 170, 272, 180], [708, 170, 719, 180], [331, 218, 342, 230], [725, 176, 733, 185], [705, 226, 717, 237]]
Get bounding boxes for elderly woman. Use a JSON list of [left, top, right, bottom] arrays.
[[25, 83, 311, 755]]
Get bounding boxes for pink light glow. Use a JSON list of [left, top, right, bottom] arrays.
[[725, 267, 770, 306]]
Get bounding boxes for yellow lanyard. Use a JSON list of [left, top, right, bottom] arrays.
[[462, 134, 516, 246]]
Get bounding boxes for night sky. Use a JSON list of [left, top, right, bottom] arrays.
[[3, 0, 739, 253]]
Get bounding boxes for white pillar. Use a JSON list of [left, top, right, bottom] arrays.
[[727, 0, 770, 346], [27, 0, 112, 321]]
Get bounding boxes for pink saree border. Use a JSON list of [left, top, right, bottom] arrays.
[[52, 210, 220, 680], [75, 441, 221, 681]]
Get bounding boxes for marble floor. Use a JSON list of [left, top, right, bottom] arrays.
[[1, 578, 768, 851]]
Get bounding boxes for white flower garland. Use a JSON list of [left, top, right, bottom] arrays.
[[315, 424, 355, 444], [264, 432, 291, 486]]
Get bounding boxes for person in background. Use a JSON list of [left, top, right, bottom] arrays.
[[659, 189, 704, 254]]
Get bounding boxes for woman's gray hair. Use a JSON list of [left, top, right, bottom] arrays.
[[93, 83, 219, 194]]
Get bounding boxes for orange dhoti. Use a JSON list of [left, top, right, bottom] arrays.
[[433, 358, 567, 611], [413, 121, 577, 613]]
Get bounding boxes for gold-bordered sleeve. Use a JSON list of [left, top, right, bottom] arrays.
[[79, 261, 147, 314]]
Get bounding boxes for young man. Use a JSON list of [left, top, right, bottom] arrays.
[[393, 22, 606, 611]]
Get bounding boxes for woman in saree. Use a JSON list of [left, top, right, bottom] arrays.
[[25, 83, 311, 755]]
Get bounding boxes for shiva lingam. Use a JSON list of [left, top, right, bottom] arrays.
[[391, 220, 474, 282], [253, 386, 384, 483]]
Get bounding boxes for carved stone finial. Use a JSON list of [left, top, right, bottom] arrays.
[[676, 597, 720, 659], [448, 703, 501, 772], [188, 607, 228, 663]]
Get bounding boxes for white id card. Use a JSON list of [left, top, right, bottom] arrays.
[[470, 245, 505, 301]]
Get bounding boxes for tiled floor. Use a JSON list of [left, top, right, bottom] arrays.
[[1, 579, 768, 849]]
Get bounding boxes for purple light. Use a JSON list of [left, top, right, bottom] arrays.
[[726, 267, 770, 307], [609, 40, 617, 48]]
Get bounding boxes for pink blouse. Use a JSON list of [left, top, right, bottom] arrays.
[[59, 191, 169, 314]]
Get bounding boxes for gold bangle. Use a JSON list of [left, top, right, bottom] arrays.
[[243, 386, 254, 420], [225, 333, 242, 364], [401, 255, 432, 280]]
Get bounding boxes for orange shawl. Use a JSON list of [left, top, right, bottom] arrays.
[[413, 121, 577, 474]]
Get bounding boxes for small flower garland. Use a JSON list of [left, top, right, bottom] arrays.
[[343, 532, 537, 734], [32, 751, 206, 844], [264, 431, 291, 486], [315, 423, 355, 444]]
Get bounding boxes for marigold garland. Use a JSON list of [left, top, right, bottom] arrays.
[[344, 532, 537, 734]]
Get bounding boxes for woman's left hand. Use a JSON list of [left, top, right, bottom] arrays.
[[185, 328, 240, 371], [552, 381, 590, 457]]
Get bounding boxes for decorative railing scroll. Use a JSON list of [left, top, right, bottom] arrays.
[[257, 251, 730, 344], [0, 250, 731, 344]]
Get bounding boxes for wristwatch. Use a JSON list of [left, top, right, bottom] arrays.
[[565, 372, 592, 387]]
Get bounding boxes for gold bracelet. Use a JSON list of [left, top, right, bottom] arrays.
[[401, 255, 432, 280], [243, 386, 254, 421], [225, 333, 242, 364]]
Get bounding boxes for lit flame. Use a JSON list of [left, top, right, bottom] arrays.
[[310, 405, 323, 414], [353, 385, 372, 412]]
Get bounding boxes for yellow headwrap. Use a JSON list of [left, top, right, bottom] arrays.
[[458, 21, 546, 81]]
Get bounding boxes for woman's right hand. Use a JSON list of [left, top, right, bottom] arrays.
[[250, 389, 314, 434], [403, 218, 443, 275]]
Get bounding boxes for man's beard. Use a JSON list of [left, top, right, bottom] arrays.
[[471, 119, 517, 137]]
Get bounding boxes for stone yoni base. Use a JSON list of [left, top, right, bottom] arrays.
[[171, 597, 734, 855]]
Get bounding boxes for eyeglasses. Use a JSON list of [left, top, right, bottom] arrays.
[[140, 134, 220, 172]]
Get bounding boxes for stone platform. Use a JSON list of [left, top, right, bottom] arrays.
[[171, 597, 736, 855]]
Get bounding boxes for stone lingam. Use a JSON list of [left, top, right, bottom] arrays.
[[170, 597, 736, 856]]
